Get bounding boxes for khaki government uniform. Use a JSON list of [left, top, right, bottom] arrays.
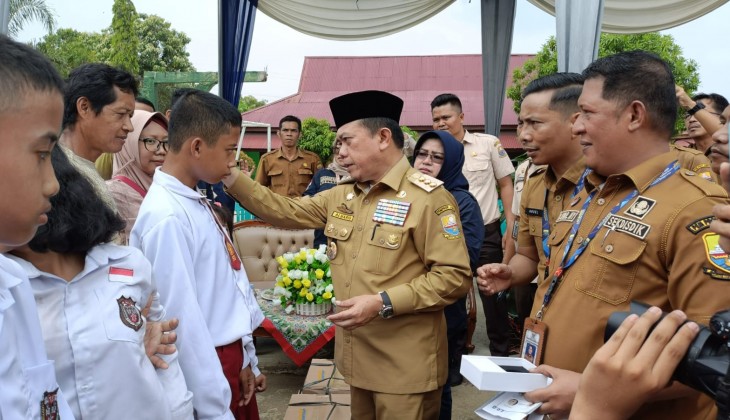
[[255, 148, 322, 197], [511, 158, 546, 218], [534, 151, 730, 420], [517, 157, 585, 284], [672, 143, 715, 182], [227, 157, 472, 397]]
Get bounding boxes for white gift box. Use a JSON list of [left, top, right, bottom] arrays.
[[461, 356, 550, 393]]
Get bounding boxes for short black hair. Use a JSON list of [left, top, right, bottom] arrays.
[[582, 50, 677, 136], [167, 90, 242, 152], [0, 35, 64, 113], [359, 117, 404, 149], [430, 93, 463, 113], [692, 93, 729, 115], [169, 87, 199, 110], [135, 96, 156, 111], [29, 147, 125, 255], [62, 63, 138, 129], [279, 115, 302, 131], [522, 72, 584, 118]]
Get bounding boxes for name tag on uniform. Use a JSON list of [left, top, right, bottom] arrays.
[[556, 210, 579, 223], [603, 215, 651, 240], [525, 208, 543, 217]]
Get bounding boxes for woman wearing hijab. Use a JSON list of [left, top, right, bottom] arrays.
[[10, 147, 193, 420], [106, 111, 169, 244], [413, 130, 484, 420], [303, 139, 350, 247]]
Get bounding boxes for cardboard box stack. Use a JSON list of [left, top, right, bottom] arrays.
[[284, 359, 351, 419]]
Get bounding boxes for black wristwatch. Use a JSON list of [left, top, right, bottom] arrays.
[[688, 101, 705, 116], [378, 291, 394, 319]]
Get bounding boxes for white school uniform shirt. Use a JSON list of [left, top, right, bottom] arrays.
[[131, 168, 264, 420], [10, 244, 194, 420], [0, 253, 74, 420]]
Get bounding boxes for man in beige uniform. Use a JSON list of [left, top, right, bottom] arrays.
[[480, 51, 730, 420], [225, 90, 472, 419], [255, 115, 322, 197]]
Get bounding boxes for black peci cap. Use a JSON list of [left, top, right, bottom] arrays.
[[329, 90, 404, 128]]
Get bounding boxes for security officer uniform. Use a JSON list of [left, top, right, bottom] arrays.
[[534, 151, 730, 420], [255, 148, 322, 197]]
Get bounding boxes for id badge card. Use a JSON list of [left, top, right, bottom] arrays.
[[521, 318, 547, 365]]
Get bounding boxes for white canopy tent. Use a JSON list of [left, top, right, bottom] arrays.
[[252, 0, 728, 136]]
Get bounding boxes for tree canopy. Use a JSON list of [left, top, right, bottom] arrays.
[[35, 12, 194, 79], [109, 0, 139, 75], [299, 118, 336, 164], [238, 95, 268, 113], [8, 0, 55, 38], [507, 33, 700, 133]]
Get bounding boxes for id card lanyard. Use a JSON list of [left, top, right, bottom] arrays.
[[535, 161, 679, 321], [541, 168, 591, 279]]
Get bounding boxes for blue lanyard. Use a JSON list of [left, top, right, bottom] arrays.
[[540, 168, 591, 269], [535, 161, 679, 320]]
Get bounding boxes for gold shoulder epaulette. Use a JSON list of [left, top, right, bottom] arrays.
[[408, 172, 443, 192]]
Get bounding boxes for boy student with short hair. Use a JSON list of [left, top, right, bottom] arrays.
[[131, 90, 265, 420], [0, 34, 76, 419]]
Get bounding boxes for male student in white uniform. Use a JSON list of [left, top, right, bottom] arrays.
[[131, 89, 265, 420], [0, 34, 76, 420]]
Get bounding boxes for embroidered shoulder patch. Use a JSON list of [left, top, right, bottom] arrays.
[[702, 233, 730, 280], [40, 389, 59, 420], [435, 204, 455, 216], [686, 216, 714, 235], [117, 296, 143, 331], [440, 214, 461, 239]]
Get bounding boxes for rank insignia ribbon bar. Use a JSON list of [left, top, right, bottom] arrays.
[[372, 199, 411, 226]]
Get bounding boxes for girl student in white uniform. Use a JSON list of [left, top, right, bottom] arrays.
[[9, 147, 193, 420]]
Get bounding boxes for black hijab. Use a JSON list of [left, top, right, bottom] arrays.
[[413, 130, 470, 193]]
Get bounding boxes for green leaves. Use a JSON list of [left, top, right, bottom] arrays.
[[507, 32, 700, 134], [300, 117, 336, 164]]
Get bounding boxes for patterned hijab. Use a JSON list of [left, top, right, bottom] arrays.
[[111, 110, 168, 191]]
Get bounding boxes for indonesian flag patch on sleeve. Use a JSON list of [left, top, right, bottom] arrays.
[[109, 266, 134, 282]]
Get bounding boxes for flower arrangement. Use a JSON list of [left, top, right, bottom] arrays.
[[274, 245, 335, 315]]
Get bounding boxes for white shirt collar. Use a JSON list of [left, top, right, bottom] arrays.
[[153, 167, 207, 201]]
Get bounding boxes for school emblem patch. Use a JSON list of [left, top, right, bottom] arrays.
[[40, 389, 59, 420], [441, 214, 461, 239], [117, 296, 143, 331], [702, 233, 730, 280], [624, 196, 656, 220]]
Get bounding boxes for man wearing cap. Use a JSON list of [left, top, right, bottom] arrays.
[[256, 115, 323, 197], [224, 90, 472, 418]]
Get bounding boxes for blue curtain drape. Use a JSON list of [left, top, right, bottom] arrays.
[[219, 0, 259, 107]]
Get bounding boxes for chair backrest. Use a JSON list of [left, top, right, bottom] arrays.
[[232, 220, 315, 289]]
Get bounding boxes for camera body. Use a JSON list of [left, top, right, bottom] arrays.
[[605, 301, 730, 400]]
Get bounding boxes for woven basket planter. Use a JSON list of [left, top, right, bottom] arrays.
[[296, 302, 332, 316]]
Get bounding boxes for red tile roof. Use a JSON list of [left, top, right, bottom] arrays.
[[242, 54, 533, 150]]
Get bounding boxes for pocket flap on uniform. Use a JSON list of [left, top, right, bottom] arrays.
[[298, 168, 313, 176], [589, 233, 646, 265], [367, 226, 404, 250], [267, 168, 283, 177]]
